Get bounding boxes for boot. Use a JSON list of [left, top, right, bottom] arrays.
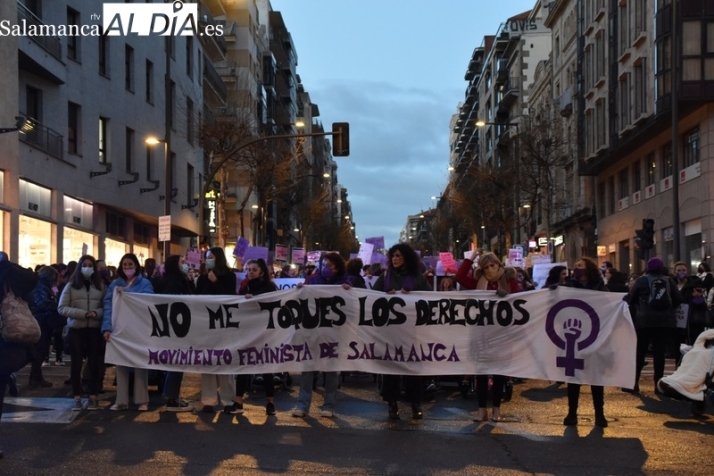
[[563, 383, 579, 425], [592, 385, 607, 427]]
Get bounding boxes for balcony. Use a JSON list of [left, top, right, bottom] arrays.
[[495, 58, 509, 85], [198, 1, 227, 61], [18, 116, 64, 159], [17, 2, 61, 61], [203, 61, 227, 104], [559, 88, 573, 117]]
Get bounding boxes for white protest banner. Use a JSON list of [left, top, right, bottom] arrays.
[[106, 287, 635, 387], [358, 242, 374, 265], [530, 254, 552, 266], [273, 278, 304, 290]]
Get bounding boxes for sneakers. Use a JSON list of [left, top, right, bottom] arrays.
[[166, 399, 193, 412], [224, 402, 244, 415], [86, 398, 99, 411], [137, 403, 149, 412], [110, 403, 128, 411], [320, 409, 334, 418], [388, 401, 399, 420], [266, 402, 276, 416], [291, 409, 307, 418], [54, 359, 64, 366], [73, 399, 84, 411]]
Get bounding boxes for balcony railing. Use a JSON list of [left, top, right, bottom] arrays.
[[18, 116, 64, 159], [203, 61, 227, 100], [17, 2, 62, 61]]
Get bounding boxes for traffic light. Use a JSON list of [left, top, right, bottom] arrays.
[[332, 122, 349, 156], [634, 218, 655, 261], [642, 219, 655, 249]]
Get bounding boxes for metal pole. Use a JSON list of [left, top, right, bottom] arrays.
[[163, 35, 172, 262], [671, 0, 681, 262]]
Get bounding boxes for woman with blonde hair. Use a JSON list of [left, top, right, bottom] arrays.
[[456, 250, 519, 422]]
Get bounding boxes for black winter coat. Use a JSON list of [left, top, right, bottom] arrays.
[[625, 273, 682, 329]]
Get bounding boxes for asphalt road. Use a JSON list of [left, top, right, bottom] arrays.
[[1, 360, 713, 475]]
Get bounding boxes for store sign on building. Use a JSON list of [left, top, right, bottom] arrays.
[[645, 184, 655, 199], [617, 197, 629, 211], [597, 246, 607, 257], [661, 176, 672, 192], [503, 18, 544, 34], [538, 237, 549, 247], [206, 191, 217, 233], [680, 162, 701, 184], [632, 190, 641, 205]]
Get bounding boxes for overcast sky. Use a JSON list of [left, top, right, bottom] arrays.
[[271, 0, 536, 247]]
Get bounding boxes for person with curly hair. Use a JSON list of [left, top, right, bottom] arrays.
[[373, 243, 431, 420]]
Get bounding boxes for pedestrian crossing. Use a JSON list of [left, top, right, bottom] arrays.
[[2, 397, 81, 424]]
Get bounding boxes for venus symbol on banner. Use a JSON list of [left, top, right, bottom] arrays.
[[546, 299, 601, 377]]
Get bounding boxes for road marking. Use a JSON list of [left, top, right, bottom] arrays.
[[3, 397, 81, 424]]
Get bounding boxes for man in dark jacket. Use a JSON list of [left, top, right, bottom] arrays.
[[624, 257, 682, 393]]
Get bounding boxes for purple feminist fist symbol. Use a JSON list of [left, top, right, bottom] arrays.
[[545, 299, 600, 378]]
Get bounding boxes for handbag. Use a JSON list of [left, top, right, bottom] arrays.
[[0, 286, 41, 344]]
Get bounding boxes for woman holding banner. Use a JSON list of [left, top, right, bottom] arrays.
[[102, 253, 154, 411], [456, 251, 519, 422], [560, 256, 609, 427], [154, 254, 195, 412], [373, 243, 432, 420], [292, 252, 352, 418], [228, 258, 279, 416], [195, 247, 237, 413]]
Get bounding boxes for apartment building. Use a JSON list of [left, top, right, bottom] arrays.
[[0, 0, 209, 268], [450, 3, 552, 255], [580, 0, 714, 273]]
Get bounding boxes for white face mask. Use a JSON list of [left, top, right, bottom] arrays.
[[205, 258, 216, 270], [81, 267, 94, 278], [181, 263, 190, 274]]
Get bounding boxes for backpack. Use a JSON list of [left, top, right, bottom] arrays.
[[646, 275, 672, 311]]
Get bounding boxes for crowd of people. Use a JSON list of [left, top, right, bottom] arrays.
[[1, 245, 713, 457]]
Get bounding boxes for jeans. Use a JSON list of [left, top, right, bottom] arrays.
[[297, 371, 338, 412], [163, 372, 184, 401]]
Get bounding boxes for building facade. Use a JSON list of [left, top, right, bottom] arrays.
[[1, 0, 208, 269]]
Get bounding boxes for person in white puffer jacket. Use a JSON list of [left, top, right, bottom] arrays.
[[58, 255, 107, 411]]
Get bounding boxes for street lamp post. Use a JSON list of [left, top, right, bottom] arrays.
[[476, 120, 520, 247], [146, 137, 171, 261]]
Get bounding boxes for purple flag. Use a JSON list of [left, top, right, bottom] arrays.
[[233, 236, 250, 258], [243, 246, 269, 262], [365, 236, 385, 250]]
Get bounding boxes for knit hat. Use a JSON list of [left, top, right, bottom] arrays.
[[646, 257, 664, 273]]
